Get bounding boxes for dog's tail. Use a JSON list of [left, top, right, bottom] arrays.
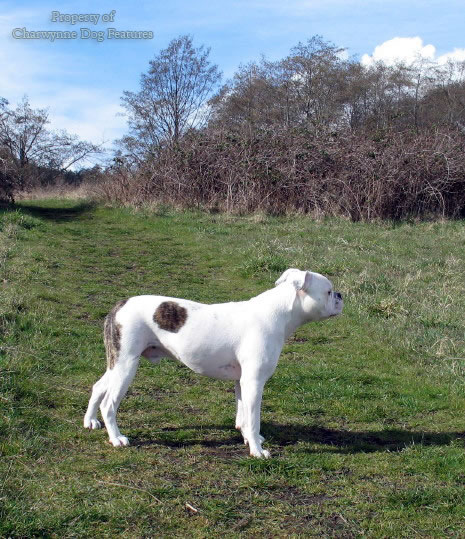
[[103, 299, 127, 369]]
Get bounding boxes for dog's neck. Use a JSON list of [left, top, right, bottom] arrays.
[[285, 295, 308, 338], [253, 285, 306, 340]]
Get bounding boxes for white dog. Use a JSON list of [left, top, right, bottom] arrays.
[[84, 268, 343, 458]]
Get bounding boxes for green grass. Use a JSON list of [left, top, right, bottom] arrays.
[[1, 198, 465, 537]]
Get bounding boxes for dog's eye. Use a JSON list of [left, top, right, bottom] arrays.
[[328, 291, 332, 296]]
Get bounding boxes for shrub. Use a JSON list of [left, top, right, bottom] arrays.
[[97, 127, 465, 220]]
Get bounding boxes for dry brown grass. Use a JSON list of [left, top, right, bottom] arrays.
[[15, 184, 91, 201]]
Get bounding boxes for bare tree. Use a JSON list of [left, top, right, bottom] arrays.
[[282, 36, 347, 131], [209, 60, 279, 134], [421, 60, 465, 131], [210, 36, 348, 134], [120, 35, 221, 157], [0, 96, 101, 202]]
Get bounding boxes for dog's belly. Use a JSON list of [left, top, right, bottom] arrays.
[[141, 344, 241, 380], [180, 355, 242, 381], [155, 316, 244, 381]]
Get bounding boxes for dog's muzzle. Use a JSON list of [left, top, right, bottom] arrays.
[[331, 291, 343, 316]]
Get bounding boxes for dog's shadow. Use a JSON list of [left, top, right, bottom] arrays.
[[130, 422, 465, 454], [261, 423, 465, 453]]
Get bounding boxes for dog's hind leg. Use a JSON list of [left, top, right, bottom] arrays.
[[84, 370, 110, 430], [99, 355, 140, 446]]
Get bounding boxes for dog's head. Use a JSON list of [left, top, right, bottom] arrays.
[[275, 268, 343, 321]]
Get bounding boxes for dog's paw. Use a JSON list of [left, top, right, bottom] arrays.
[[109, 435, 130, 447], [249, 448, 271, 459], [84, 418, 101, 430]]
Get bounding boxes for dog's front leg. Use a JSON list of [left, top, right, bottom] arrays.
[[239, 374, 270, 458], [235, 380, 265, 446], [234, 380, 244, 432]]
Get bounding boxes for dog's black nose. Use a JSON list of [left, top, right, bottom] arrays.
[[335, 292, 342, 300]]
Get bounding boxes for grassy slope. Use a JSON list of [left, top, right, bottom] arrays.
[[1, 199, 465, 537]]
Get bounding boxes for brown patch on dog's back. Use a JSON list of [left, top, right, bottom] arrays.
[[154, 301, 187, 333], [104, 299, 127, 369]]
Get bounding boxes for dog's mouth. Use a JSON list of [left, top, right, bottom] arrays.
[[330, 302, 343, 317]]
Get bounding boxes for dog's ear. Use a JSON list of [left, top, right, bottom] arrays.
[[275, 269, 311, 291], [301, 271, 313, 292]]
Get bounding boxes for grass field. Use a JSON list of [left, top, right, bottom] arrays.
[[1, 199, 465, 537]]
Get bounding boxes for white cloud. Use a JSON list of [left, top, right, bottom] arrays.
[[361, 36, 465, 70], [437, 48, 465, 65], [0, 8, 126, 151], [361, 37, 436, 67], [34, 89, 126, 147], [337, 49, 349, 61], [0, 9, 47, 95]]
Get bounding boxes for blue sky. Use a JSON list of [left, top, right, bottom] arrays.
[[1, 0, 464, 155]]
